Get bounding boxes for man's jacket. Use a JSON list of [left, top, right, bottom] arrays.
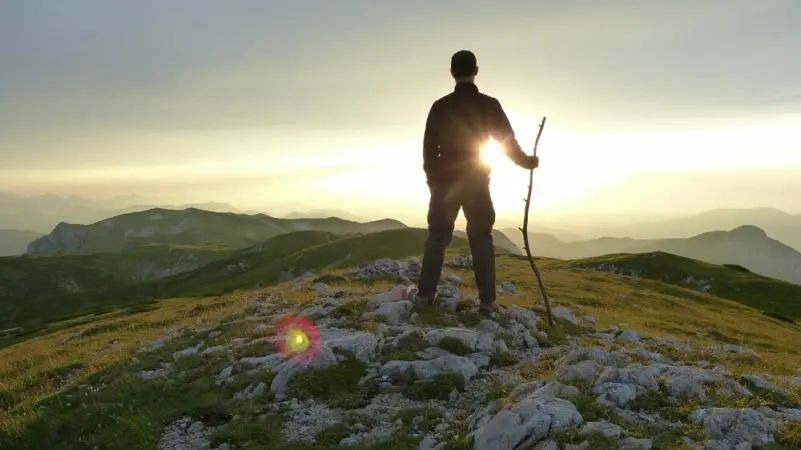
[[422, 82, 530, 185]]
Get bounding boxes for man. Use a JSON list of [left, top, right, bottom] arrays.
[[414, 49, 539, 316]]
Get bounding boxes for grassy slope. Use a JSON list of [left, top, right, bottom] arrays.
[[2, 250, 801, 448], [564, 252, 801, 321], [0, 245, 233, 328], [0, 229, 469, 343]]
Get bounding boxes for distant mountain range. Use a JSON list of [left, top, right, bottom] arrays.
[[511, 225, 801, 284], [0, 191, 250, 234], [5, 191, 801, 250], [26, 208, 407, 255], [538, 207, 801, 252], [283, 209, 366, 222], [0, 230, 44, 256]]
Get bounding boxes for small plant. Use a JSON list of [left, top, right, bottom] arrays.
[[394, 407, 444, 434], [437, 337, 472, 356], [380, 331, 428, 362], [404, 373, 465, 401], [287, 351, 377, 409], [776, 421, 801, 448], [489, 350, 518, 367], [484, 380, 512, 401]]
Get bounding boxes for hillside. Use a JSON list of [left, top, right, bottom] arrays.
[[0, 244, 233, 319], [564, 252, 801, 322], [1, 248, 800, 448], [0, 229, 42, 256], [26, 207, 407, 255], [519, 225, 801, 285], [0, 229, 469, 340]]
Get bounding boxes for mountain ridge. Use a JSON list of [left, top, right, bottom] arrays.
[[26, 208, 408, 256], [508, 225, 801, 284]]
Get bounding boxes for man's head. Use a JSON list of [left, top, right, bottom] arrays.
[[450, 50, 478, 82]]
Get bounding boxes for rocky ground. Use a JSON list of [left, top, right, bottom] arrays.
[[133, 257, 801, 450]]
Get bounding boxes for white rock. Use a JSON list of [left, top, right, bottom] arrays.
[[552, 306, 578, 324], [418, 435, 439, 450], [475, 319, 503, 334], [424, 328, 479, 350], [620, 438, 653, 450], [411, 354, 479, 383], [239, 353, 283, 369], [375, 301, 414, 325], [200, 345, 228, 357], [214, 366, 234, 385], [498, 281, 517, 294], [616, 330, 641, 343], [270, 346, 339, 399], [502, 305, 539, 330], [380, 361, 413, 378], [444, 273, 464, 285], [469, 353, 491, 368], [533, 441, 558, 450], [580, 420, 623, 439], [472, 397, 583, 450], [555, 360, 602, 384], [594, 382, 637, 407], [691, 408, 777, 447], [325, 332, 378, 363], [234, 382, 266, 400], [172, 342, 204, 360], [137, 367, 170, 381]]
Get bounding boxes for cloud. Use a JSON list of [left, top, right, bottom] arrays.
[[2, 0, 801, 184]]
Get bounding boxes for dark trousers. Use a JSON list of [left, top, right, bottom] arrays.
[[418, 174, 496, 308]]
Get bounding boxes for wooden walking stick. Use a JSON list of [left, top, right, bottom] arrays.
[[519, 116, 555, 327]]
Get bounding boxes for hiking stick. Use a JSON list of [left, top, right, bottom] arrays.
[[519, 116, 554, 327]]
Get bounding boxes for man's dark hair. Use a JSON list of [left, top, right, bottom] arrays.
[[450, 50, 478, 77]]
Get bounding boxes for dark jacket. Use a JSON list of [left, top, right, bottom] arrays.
[[422, 82, 531, 185]]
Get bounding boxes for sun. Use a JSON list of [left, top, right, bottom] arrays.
[[480, 137, 505, 169]]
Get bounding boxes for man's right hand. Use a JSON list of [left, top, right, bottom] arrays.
[[523, 155, 539, 170]]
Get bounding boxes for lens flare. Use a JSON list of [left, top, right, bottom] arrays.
[[276, 315, 320, 362]]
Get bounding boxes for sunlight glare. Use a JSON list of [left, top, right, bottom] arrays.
[[480, 137, 504, 169]]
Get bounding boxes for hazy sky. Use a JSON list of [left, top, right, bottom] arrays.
[[2, 0, 801, 224]]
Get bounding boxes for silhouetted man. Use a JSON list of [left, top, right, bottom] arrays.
[[415, 50, 539, 316]]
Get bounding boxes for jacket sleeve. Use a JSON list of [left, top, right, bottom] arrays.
[[422, 101, 441, 181], [489, 98, 531, 168]]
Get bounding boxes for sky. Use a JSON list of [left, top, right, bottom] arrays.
[[2, 0, 801, 226]]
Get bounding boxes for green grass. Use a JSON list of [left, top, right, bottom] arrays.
[[287, 350, 378, 409], [566, 251, 801, 321], [404, 373, 465, 401], [3, 237, 801, 448], [1, 229, 468, 348], [380, 331, 428, 363]]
